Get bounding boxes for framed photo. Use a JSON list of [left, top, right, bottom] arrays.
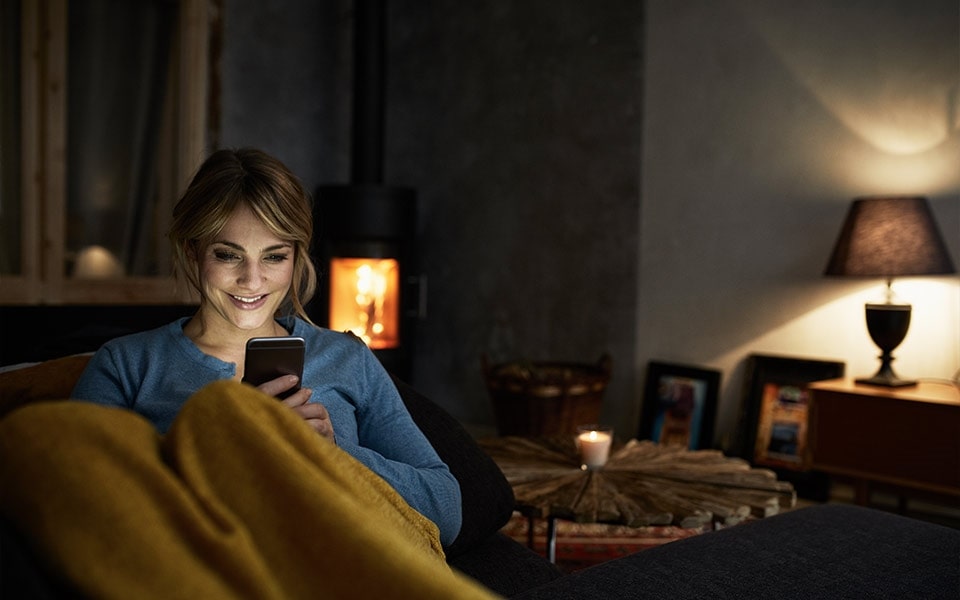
[[739, 354, 845, 473], [639, 361, 720, 450]]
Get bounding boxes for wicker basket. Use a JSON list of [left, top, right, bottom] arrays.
[[482, 354, 612, 436]]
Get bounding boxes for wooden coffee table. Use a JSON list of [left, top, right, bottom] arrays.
[[479, 436, 796, 562]]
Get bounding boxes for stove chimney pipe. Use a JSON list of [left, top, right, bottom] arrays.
[[351, 0, 385, 184], [312, 0, 419, 380]]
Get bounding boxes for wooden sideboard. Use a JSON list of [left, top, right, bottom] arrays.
[[808, 379, 960, 505]]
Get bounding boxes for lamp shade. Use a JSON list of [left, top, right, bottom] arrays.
[[824, 196, 956, 278]]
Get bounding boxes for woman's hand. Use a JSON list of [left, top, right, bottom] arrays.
[[258, 375, 336, 443]]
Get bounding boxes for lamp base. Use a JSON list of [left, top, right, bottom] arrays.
[[857, 303, 916, 388], [855, 373, 916, 388]]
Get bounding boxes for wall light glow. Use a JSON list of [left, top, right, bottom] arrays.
[[738, 1, 960, 191]]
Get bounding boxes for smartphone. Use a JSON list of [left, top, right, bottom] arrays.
[[242, 336, 305, 399]]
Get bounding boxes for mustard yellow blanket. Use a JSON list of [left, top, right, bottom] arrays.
[[0, 380, 499, 599]]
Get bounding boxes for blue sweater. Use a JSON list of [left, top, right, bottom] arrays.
[[72, 317, 462, 546]]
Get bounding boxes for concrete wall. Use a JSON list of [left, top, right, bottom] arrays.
[[385, 2, 643, 434], [220, 0, 959, 445], [220, 1, 350, 184]]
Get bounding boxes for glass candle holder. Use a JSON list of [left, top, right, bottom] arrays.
[[576, 425, 614, 470]]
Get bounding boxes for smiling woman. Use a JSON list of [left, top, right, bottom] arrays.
[[169, 147, 317, 328], [162, 149, 317, 377], [66, 147, 464, 550], [190, 204, 297, 342]]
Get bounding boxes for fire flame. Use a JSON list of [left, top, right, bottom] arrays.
[[329, 258, 399, 349]]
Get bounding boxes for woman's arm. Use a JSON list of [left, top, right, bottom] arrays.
[[326, 344, 463, 547]]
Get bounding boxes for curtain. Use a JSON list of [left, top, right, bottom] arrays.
[[67, 0, 176, 277]]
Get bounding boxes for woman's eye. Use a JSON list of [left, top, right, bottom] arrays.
[[213, 250, 241, 262], [265, 253, 290, 263]]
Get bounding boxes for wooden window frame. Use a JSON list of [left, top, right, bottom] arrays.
[[1, 0, 209, 305]]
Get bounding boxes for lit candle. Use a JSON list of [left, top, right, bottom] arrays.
[[577, 426, 613, 470]]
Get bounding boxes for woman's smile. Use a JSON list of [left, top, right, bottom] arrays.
[[229, 293, 270, 309]]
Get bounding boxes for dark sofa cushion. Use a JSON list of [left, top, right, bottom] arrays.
[[512, 504, 960, 600], [0, 518, 81, 599], [391, 375, 515, 558], [448, 532, 563, 597]]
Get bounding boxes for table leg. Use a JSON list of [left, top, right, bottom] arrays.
[[526, 515, 535, 549], [546, 517, 557, 564]]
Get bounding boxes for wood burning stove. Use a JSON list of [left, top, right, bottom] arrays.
[[309, 0, 419, 377], [311, 184, 418, 378]]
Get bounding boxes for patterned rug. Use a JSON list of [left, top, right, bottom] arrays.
[[499, 512, 707, 572]]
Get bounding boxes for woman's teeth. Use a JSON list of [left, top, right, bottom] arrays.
[[233, 295, 264, 304]]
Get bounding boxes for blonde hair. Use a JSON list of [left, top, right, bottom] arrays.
[[169, 148, 317, 322]]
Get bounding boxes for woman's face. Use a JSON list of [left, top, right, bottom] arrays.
[[195, 203, 294, 334]]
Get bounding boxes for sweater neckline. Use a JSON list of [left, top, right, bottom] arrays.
[[168, 316, 302, 375]]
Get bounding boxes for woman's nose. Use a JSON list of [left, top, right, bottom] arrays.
[[237, 260, 263, 286]]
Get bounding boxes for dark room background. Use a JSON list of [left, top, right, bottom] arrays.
[[220, 0, 644, 436], [218, 0, 960, 444]]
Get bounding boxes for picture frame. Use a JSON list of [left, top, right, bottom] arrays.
[[738, 354, 844, 499], [639, 361, 720, 450]]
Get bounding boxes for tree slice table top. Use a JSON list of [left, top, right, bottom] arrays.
[[478, 436, 797, 529]]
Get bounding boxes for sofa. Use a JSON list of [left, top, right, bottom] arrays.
[[2, 354, 958, 599]]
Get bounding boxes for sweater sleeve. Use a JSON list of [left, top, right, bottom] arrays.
[[70, 324, 233, 434], [332, 346, 463, 547], [71, 344, 135, 409]]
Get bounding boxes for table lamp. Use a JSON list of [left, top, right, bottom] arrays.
[[824, 196, 956, 387]]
